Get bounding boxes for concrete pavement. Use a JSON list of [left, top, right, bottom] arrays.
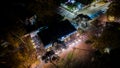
[[77, 2, 110, 15]]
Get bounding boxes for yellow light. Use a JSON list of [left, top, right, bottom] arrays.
[[108, 16, 115, 22], [31, 40, 34, 43]]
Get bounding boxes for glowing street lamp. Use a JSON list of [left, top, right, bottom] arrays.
[[104, 47, 110, 54]]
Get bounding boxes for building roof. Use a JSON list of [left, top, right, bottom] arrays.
[[38, 20, 76, 47]]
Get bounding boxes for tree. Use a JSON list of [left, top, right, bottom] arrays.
[[106, 0, 120, 20], [5, 24, 26, 47], [27, 0, 57, 23], [90, 22, 120, 53], [0, 23, 37, 68], [0, 35, 37, 68]]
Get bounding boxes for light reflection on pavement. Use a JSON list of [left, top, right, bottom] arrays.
[[42, 34, 94, 68]]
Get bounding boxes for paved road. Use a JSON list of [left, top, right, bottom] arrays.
[[57, 2, 110, 20], [42, 33, 95, 68], [77, 2, 110, 16]]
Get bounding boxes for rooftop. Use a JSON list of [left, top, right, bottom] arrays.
[[38, 20, 76, 47]]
